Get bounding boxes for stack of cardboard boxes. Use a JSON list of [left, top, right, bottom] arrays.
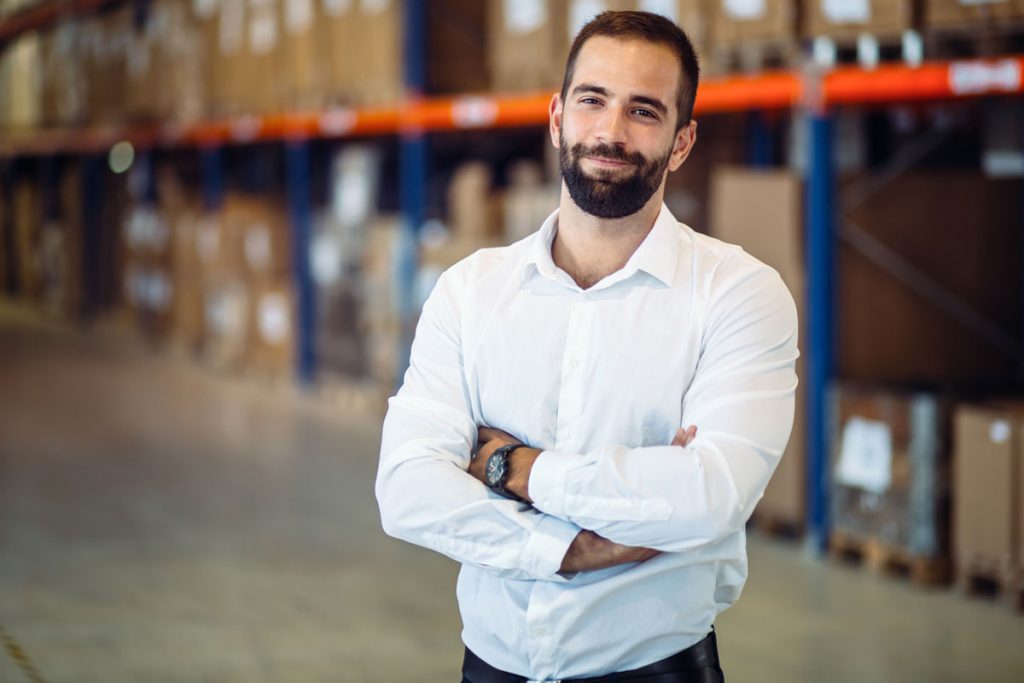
[[830, 387, 952, 580], [710, 167, 806, 530], [121, 204, 176, 339], [488, 0, 708, 93]]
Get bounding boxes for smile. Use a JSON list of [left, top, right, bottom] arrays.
[[585, 156, 633, 168]]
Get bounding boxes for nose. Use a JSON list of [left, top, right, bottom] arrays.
[[594, 107, 628, 147]]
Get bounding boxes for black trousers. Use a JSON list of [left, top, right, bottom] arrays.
[[461, 630, 724, 683]]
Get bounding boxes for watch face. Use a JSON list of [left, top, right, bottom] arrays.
[[485, 451, 508, 488]]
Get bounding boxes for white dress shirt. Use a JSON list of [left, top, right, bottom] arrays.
[[377, 204, 799, 681]]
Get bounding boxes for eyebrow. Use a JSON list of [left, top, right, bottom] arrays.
[[571, 83, 669, 117]]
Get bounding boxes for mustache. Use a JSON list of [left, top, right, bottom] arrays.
[[572, 143, 647, 166]]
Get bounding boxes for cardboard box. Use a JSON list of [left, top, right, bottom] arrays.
[[803, 0, 915, 39], [839, 173, 1023, 386], [125, 9, 163, 122], [220, 193, 291, 282], [427, 0, 489, 94], [40, 22, 87, 127], [280, 0, 322, 107], [488, 0, 570, 92], [0, 32, 42, 129], [213, 0, 248, 115], [247, 279, 296, 375], [319, 0, 355, 104], [925, 0, 1024, 29], [448, 162, 503, 240], [355, 0, 403, 105], [831, 386, 951, 560], [710, 167, 805, 525], [244, 0, 282, 113], [84, 6, 130, 126], [953, 404, 1023, 577], [709, 0, 798, 46]]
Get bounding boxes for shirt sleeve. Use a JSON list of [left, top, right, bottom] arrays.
[[376, 266, 580, 581], [527, 262, 799, 553]]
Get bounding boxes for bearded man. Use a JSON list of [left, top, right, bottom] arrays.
[[377, 10, 799, 683]]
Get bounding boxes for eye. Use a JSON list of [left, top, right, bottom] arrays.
[[632, 108, 657, 119], [579, 96, 602, 106]]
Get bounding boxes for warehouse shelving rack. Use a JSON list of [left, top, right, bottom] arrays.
[[3, 0, 1024, 551]]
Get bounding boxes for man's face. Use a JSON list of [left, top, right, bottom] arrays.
[[551, 36, 696, 219]]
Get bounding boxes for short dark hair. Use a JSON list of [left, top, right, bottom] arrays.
[[560, 11, 700, 131]]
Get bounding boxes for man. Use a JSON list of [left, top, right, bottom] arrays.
[[377, 11, 798, 683]]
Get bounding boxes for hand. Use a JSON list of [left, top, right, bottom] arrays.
[[559, 425, 697, 573], [560, 530, 661, 573], [468, 426, 518, 483], [469, 427, 540, 502], [672, 425, 697, 447]]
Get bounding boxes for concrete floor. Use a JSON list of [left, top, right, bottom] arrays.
[[1, 308, 1022, 683]]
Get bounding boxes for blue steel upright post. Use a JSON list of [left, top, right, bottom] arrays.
[[286, 140, 317, 385], [199, 146, 225, 211], [396, 0, 428, 384], [805, 102, 836, 554]]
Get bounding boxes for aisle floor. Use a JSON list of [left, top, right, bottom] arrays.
[[1, 310, 1022, 683]]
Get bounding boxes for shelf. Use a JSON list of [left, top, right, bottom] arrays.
[[0, 0, 121, 44], [2, 55, 1022, 158]]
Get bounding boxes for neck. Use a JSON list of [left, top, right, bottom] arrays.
[[552, 185, 663, 289]]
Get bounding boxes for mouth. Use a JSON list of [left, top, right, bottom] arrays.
[[584, 156, 634, 169]]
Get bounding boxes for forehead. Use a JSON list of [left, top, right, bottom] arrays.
[[570, 36, 682, 103]]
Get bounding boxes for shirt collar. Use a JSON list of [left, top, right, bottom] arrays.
[[521, 203, 681, 289]]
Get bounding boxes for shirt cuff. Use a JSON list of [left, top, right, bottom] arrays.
[[521, 512, 579, 579], [528, 449, 574, 519]]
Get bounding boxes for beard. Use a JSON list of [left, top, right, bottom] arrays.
[[559, 130, 672, 219]]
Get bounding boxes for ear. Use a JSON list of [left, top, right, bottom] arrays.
[[549, 93, 563, 150], [667, 119, 698, 172]]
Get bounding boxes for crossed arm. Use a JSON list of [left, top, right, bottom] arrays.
[[377, 262, 798, 581], [468, 425, 697, 572]]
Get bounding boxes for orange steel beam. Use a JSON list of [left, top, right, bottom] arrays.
[[3, 56, 1024, 157]]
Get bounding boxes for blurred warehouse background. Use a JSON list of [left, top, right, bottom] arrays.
[[1, 0, 1024, 681]]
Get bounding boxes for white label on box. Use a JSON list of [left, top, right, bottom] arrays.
[[724, 0, 766, 20], [570, 0, 607, 43], [836, 416, 893, 494], [193, 0, 219, 20], [823, 0, 870, 24], [245, 225, 273, 271], [322, 0, 353, 17], [949, 59, 1021, 95], [639, 0, 678, 23], [989, 420, 1011, 444], [311, 232, 343, 285], [259, 293, 291, 344], [249, 12, 278, 53], [504, 0, 547, 35], [361, 0, 389, 14], [286, 0, 315, 32]]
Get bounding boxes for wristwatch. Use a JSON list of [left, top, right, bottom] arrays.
[[485, 443, 528, 502]]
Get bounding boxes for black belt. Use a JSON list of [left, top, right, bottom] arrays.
[[462, 630, 722, 683]]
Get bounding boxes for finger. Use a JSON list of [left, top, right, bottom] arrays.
[[670, 427, 687, 446]]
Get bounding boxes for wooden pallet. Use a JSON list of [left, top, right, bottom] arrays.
[[829, 528, 951, 587], [925, 23, 1024, 60], [808, 31, 922, 69], [956, 557, 1024, 613]]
